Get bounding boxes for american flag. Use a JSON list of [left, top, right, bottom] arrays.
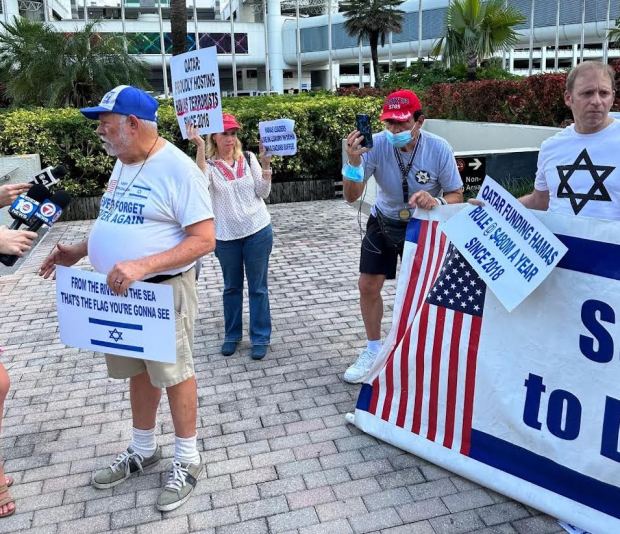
[[106, 179, 118, 194], [366, 219, 486, 455]]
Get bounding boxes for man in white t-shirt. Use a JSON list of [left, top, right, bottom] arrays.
[[39, 86, 215, 512], [521, 61, 620, 220], [341, 89, 464, 383]]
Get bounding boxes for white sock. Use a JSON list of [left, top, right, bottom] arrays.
[[174, 434, 201, 465], [131, 427, 157, 458], [367, 339, 382, 354]]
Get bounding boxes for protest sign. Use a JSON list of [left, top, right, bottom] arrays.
[[56, 266, 176, 363], [353, 207, 620, 534], [258, 119, 297, 156], [171, 46, 223, 139], [441, 177, 567, 311]]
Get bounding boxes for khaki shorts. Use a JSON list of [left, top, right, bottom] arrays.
[[105, 267, 197, 388]]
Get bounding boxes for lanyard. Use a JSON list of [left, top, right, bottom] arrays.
[[393, 132, 421, 204]]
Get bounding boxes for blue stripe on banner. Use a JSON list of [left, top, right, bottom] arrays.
[[133, 184, 151, 191], [556, 234, 620, 281], [88, 318, 143, 330], [91, 339, 145, 353], [356, 383, 372, 411], [469, 429, 620, 519], [406, 218, 422, 244], [128, 193, 148, 200]]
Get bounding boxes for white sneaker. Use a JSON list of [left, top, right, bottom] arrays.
[[343, 348, 379, 383]]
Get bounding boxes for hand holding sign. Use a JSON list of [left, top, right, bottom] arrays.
[[259, 119, 297, 156]]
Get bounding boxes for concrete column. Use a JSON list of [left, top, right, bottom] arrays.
[[572, 43, 578, 67], [509, 49, 514, 73], [540, 46, 547, 73], [267, 0, 284, 94]]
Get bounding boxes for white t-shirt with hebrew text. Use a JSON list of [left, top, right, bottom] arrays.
[[88, 141, 214, 275]]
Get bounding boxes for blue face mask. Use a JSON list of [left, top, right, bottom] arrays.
[[385, 129, 412, 148]]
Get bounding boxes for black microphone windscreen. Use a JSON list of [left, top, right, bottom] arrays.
[[27, 183, 51, 202], [51, 190, 71, 209], [51, 165, 67, 178]]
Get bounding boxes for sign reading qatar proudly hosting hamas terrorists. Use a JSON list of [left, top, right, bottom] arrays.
[[441, 177, 567, 311], [352, 205, 620, 534], [171, 46, 223, 139], [55, 266, 176, 363]]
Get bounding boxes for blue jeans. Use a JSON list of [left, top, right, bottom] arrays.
[[215, 224, 273, 346]]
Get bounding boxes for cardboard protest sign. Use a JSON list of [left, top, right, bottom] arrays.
[[171, 47, 223, 138], [259, 119, 297, 156], [56, 266, 176, 363], [441, 177, 567, 311]]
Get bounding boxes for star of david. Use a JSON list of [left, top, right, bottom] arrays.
[[415, 170, 430, 184], [109, 328, 123, 342], [556, 148, 614, 214]]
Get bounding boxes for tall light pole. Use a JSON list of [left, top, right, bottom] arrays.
[[328, 0, 333, 91], [358, 42, 363, 88], [157, 0, 169, 97], [296, 0, 302, 92], [528, 0, 535, 76], [579, 0, 586, 63], [417, 0, 422, 61], [193, 0, 200, 50], [263, 0, 270, 92], [603, 0, 611, 64], [554, 0, 560, 71], [231, 5, 237, 97]]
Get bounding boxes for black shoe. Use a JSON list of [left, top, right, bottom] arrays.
[[251, 345, 268, 360], [221, 341, 238, 356]]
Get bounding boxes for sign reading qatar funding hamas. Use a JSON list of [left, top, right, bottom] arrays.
[[171, 46, 223, 139], [441, 177, 567, 311]]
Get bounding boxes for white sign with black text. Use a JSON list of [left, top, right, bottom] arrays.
[[171, 46, 223, 139], [440, 176, 567, 311], [259, 119, 297, 156], [56, 266, 176, 363]]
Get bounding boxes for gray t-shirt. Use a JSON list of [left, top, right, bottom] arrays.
[[362, 130, 463, 220]]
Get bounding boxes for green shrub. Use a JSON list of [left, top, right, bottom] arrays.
[[0, 95, 383, 196]]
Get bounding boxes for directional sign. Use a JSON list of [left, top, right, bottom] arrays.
[[456, 155, 486, 196]]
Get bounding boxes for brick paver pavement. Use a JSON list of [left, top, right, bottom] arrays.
[[0, 200, 563, 533]]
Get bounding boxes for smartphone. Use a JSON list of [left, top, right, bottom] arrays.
[[355, 113, 373, 149]]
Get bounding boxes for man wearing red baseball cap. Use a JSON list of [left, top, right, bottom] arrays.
[[341, 89, 463, 384]]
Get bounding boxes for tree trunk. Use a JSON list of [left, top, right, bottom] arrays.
[[170, 0, 188, 56], [466, 52, 477, 81], [369, 32, 381, 88]]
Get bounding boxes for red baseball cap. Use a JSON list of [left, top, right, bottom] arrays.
[[379, 89, 422, 122], [222, 113, 241, 131]]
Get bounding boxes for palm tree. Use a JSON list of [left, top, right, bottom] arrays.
[[170, 0, 188, 55], [340, 0, 405, 88], [432, 0, 525, 81], [0, 18, 149, 107], [608, 17, 620, 45]]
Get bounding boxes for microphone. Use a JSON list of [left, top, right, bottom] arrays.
[[29, 165, 67, 188], [28, 190, 72, 232], [0, 190, 72, 266], [6, 184, 50, 230]]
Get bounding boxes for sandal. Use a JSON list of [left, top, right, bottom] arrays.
[[0, 483, 14, 518]]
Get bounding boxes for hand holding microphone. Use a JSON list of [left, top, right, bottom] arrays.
[[0, 189, 72, 267], [0, 183, 31, 209], [0, 226, 37, 256]]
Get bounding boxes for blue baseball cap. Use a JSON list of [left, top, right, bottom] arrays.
[[80, 85, 158, 122]]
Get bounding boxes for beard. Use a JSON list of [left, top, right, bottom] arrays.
[[100, 129, 130, 156]]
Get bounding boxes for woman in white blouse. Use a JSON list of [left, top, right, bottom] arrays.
[[187, 114, 273, 360]]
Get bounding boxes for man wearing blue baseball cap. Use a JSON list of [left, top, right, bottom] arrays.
[[40, 85, 215, 512]]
